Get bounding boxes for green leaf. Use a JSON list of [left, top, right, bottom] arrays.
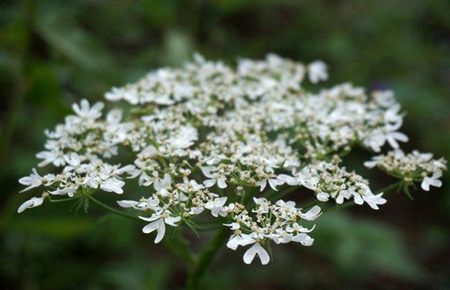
[[314, 211, 426, 282], [35, 8, 114, 71]]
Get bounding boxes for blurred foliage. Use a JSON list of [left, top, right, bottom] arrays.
[[0, 0, 449, 289]]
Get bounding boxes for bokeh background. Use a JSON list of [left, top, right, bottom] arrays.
[[1, 0, 449, 289]]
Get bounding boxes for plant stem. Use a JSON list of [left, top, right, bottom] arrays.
[[185, 187, 259, 289], [88, 195, 195, 265], [48, 197, 79, 203], [266, 185, 301, 201], [164, 228, 196, 266], [88, 195, 138, 220], [186, 227, 229, 290]]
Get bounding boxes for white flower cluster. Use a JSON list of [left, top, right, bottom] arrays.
[[225, 198, 321, 265], [18, 54, 446, 264], [365, 150, 447, 191]]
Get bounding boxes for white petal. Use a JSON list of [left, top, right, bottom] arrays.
[[430, 179, 442, 188], [353, 194, 364, 205], [19, 176, 33, 186], [203, 179, 216, 188], [217, 177, 227, 189], [100, 178, 125, 194], [243, 244, 258, 264], [254, 243, 270, 265], [226, 236, 240, 250], [141, 145, 159, 158], [17, 197, 44, 213], [243, 243, 270, 265], [292, 233, 314, 246], [165, 216, 181, 226], [257, 180, 267, 192], [277, 174, 301, 186], [142, 218, 166, 243], [142, 219, 160, 234], [363, 193, 386, 210], [268, 178, 283, 191], [363, 160, 378, 168], [316, 192, 329, 202], [139, 215, 161, 222], [117, 200, 138, 208], [154, 219, 166, 243], [301, 205, 322, 221], [421, 178, 430, 191]]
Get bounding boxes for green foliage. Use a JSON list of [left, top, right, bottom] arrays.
[[315, 212, 425, 281]]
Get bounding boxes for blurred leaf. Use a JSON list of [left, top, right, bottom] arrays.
[[101, 258, 171, 290], [6, 217, 94, 239], [35, 7, 114, 71], [315, 211, 426, 282], [163, 29, 194, 65]]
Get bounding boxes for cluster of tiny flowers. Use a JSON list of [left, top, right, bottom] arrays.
[[18, 54, 446, 264], [365, 150, 447, 191]]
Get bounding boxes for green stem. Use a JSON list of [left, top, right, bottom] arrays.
[[186, 227, 229, 290], [48, 197, 78, 203], [185, 187, 259, 289], [88, 195, 195, 265], [266, 185, 301, 201], [88, 195, 138, 220], [163, 228, 196, 266], [302, 199, 319, 209]]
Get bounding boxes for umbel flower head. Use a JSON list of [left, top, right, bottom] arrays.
[[18, 54, 446, 265]]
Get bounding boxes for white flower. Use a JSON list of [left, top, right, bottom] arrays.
[[19, 169, 42, 192], [364, 128, 408, 152], [421, 171, 443, 191], [291, 233, 314, 246], [385, 131, 408, 150], [226, 233, 255, 250], [117, 200, 139, 208], [141, 145, 160, 158], [118, 196, 159, 211], [140, 213, 181, 244], [201, 167, 227, 189], [362, 192, 387, 210], [49, 187, 77, 197], [365, 150, 446, 192], [300, 205, 322, 221], [154, 174, 172, 196], [308, 61, 328, 83], [100, 177, 125, 194], [72, 99, 104, 120], [17, 196, 44, 213], [18, 54, 447, 266], [168, 126, 198, 150], [316, 192, 329, 202], [256, 177, 284, 192], [277, 174, 301, 186], [204, 196, 228, 217], [243, 242, 270, 265]]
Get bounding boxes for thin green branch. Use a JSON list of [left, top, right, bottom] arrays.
[[185, 187, 259, 289], [88, 195, 138, 220], [88, 195, 195, 265], [163, 228, 196, 266], [48, 197, 79, 203], [266, 185, 301, 201], [186, 227, 229, 290]]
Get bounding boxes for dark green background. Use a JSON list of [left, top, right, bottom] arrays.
[[1, 1, 449, 289]]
